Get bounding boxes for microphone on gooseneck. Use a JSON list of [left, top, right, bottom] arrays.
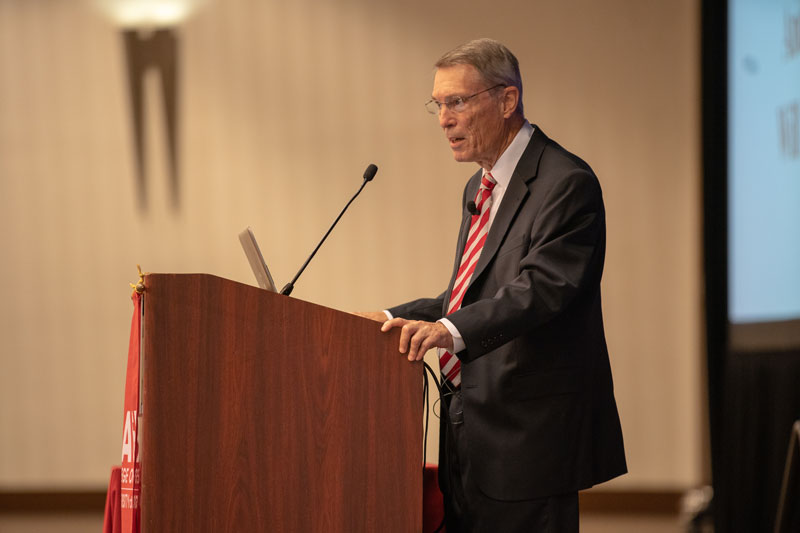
[[467, 201, 480, 215], [280, 164, 378, 296]]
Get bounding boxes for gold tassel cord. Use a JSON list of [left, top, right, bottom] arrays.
[[130, 264, 146, 295]]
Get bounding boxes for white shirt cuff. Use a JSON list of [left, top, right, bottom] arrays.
[[437, 318, 465, 353], [383, 310, 393, 320]]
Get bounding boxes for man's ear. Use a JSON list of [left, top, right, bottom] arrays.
[[501, 86, 520, 119]]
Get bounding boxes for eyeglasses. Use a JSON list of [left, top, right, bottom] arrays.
[[425, 84, 506, 115]]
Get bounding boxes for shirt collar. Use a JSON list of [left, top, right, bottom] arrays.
[[483, 120, 534, 189]]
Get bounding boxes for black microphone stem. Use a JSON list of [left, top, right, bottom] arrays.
[[280, 178, 370, 296]]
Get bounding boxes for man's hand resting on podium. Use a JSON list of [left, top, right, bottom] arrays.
[[353, 312, 454, 362]]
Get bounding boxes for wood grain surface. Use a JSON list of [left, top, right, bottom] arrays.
[[141, 274, 422, 532]]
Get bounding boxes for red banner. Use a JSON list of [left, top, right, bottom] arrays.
[[119, 292, 142, 532]]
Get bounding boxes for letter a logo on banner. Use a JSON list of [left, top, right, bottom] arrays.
[[120, 292, 142, 532]]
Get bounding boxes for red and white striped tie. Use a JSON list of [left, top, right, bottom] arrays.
[[439, 172, 497, 388]]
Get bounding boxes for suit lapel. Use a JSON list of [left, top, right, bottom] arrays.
[[468, 126, 549, 291], [443, 126, 550, 312]]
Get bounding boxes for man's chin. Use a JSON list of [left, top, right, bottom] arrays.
[[451, 150, 472, 163]]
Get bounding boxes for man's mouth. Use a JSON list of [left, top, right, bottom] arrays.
[[449, 136, 465, 147]]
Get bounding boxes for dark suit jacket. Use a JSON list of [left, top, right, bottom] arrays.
[[389, 126, 627, 501]]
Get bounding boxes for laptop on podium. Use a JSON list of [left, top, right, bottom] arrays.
[[238, 227, 277, 292]]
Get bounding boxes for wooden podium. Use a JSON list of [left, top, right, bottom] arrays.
[[139, 274, 423, 532]]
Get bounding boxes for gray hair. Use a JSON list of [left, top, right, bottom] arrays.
[[435, 38, 524, 117]]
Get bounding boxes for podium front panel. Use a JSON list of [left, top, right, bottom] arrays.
[[140, 274, 423, 532]]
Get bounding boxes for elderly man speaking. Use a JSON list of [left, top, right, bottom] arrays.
[[360, 38, 626, 532]]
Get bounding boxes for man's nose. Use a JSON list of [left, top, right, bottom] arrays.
[[438, 106, 456, 128]]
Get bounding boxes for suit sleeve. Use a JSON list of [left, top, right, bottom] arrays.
[[447, 168, 606, 363], [386, 293, 446, 322]]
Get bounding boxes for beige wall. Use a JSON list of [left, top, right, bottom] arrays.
[[0, 0, 701, 490]]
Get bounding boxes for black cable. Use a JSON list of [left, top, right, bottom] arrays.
[[422, 362, 447, 533], [423, 361, 442, 394], [422, 362, 443, 467], [423, 367, 429, 466]]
